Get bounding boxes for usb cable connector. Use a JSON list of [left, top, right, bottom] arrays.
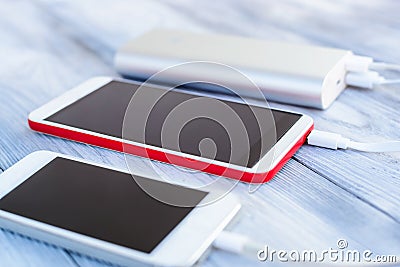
[[307, 130, 400, 153], [345, 55, 400, 89]]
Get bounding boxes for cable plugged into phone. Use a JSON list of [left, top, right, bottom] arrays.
[[307, 130, 400, 152], [212, 231, 263, 259], [345, 55, 400, 89]]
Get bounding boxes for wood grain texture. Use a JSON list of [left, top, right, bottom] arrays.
[[0, 0, 399, 266], [0, 229, 78, 267], [39, 0, 400, 227]]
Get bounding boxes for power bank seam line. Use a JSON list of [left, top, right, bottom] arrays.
[[291, 156, 400, 225]]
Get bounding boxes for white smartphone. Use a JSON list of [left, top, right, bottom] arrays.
[[28, 77, 314, 183], [0, 151, 240, 267]]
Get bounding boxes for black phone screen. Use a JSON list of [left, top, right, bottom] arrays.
[[0, 157, 208, 253], [45, 81, 301, 168]]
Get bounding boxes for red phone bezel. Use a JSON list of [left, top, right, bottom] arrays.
[[28, 119, 313, 184]]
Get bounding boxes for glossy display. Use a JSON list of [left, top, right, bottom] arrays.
[[45, 81, 301, 167], [0, 157, 207, 253]]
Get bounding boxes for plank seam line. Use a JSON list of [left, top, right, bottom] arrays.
[[64, 249, 81, 267], [292, 156, 400, 225]]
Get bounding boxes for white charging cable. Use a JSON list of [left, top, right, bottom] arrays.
[[307, 130, 400, 153], [213, 231, 400, 266], [345, 55, 400, 89], [369, 62, 400, 72], [212, 231, 262, 258]]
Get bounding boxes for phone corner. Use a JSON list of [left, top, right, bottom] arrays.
[[27, 150, 57, 159], [88, 76, 114, 85], [302, 113, 314, 125]]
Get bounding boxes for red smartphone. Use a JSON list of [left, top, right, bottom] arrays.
[[29, 77, 313, 183]]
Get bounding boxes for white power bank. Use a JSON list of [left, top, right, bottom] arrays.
[[114, 29, 353, 109]]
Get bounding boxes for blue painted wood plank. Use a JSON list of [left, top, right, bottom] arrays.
[[0, 0, 399, 266], [38, 0, 400, 223], [0, 228, 77, 267], [38, 0, 400, 63], [269, 86, 400, 221]]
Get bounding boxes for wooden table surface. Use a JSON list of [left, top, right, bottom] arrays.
[[0, 0, 399, 266]]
